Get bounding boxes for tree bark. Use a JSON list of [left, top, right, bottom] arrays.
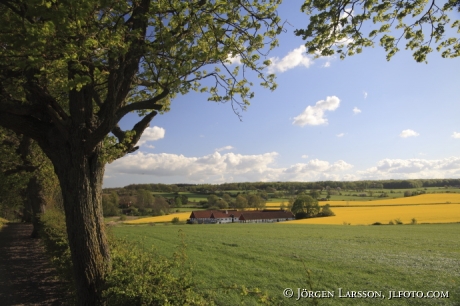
[[51, 142, 110, 305], [27, 176, 47, 238]]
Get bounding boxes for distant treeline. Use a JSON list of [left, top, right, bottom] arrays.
[[104, 179, 460, 193]]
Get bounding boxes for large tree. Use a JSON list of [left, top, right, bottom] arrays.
[[0, 0, 282, 304], [296, 0, 460, 62]]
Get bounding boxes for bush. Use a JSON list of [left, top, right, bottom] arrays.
[[39, 208, 75, 299], [318, 204, 335, 217], [0, 217, 8, 229], [394, 218, 403, 225], [295, 212, 309, 219], [40, 208, 206, 305], [171, 217, 180, 224], [103, 232, 206, 305], [410, 218, 418, 225], [372, 222, 382, 225]]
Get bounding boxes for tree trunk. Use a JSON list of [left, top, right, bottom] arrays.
[[27, 176, 47, 238], [52, 143, 110, 305]]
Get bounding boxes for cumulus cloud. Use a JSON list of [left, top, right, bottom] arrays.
[[108, 151, 279, 181], [226, 54, 242, 65], [323, 61, 331, 68], [105, 152, 460, 185], [282, 159, 353, 181], [216, 145, 234, 152], [353, 107, 361, 114], [268, 45, 313, 73], [292, 96, 340, 126], [136, 126, 165, 146], [363, 91, 368, 99], [301, 155, 309, 159], [358, 157, 460, 180], [400, 129, 419, 138], [106, 151, 354, 183], [452, 132, 460, 139], [337, 133, 345, 137]]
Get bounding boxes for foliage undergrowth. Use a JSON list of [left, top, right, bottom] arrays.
[[103, 230, 207, 305], [39, 207, 75, 298], [40, 207, 206, 305], [0, 217, 8, 229]]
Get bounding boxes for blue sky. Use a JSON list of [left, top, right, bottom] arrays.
[[104, 1, 460, 188]]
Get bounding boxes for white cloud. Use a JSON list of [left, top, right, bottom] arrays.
[[353, 107, 361, 114], [216, 145, 234, 152], [226, 54, 242, 65], [108, 151, 279, 181], [106, 151, 354, 183], [301, 155, 309, 159], [323, 62, 331, 68], [105, 152, 460, 185], [292, 96, 340, 126], [337, 133, 345, 137], [400, 129, 419, 138], [282, 159, 353, 181], [363, 91, 368, 99], [136, 126, 165, 146], [358, 157, 460, 180], [268, 45, 313, 73], [452, 132, 460, 139]]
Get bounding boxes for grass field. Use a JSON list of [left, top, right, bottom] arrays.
[[112, 223, 460, 305]]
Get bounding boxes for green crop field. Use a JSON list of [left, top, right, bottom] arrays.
[[112, 223, 460, 305]]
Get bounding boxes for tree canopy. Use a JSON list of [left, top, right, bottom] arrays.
[[0, 0, 282, 160], [0, 1, 283, 304], [295, 0, 460, 62]]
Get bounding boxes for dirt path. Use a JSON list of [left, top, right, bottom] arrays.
[[0, 223, 71, 305]]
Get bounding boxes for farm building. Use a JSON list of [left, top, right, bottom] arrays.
[[238, 210, 295, 223], [188, 210, 294, 224]]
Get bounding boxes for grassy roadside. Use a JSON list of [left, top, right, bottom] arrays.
[[0, 217, 8, 230], [113, 223, 460, 305]]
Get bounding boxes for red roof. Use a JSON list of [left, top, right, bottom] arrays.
[[189, 210, 213, 219], [239, 210, 294, 221], [211, 211, 243, 219], [190, 210, 294, 221]]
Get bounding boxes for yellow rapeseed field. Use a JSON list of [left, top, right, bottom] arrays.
[[282, 204, 460, 225], [124, 212, 191, 224], [267, 193, 460, 208]]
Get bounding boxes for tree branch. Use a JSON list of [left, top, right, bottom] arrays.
[[0, 112, 50, 142], [116, 88, 169, 121]]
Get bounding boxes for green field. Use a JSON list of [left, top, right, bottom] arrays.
[[113, 223, 460, 305]]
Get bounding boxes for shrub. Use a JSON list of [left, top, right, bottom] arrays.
[[171, 217, 180, 224], [39, 208, 75, 299], [318, 204, 335, 217], [40, 208, 205, 305], [103, 232, 206, 305], [394, 218, 403, 225], [295, 211, 309, 219], [410, 218, 418, 225], [372, 222, 382, 225], [0, 217, 8, 229]]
